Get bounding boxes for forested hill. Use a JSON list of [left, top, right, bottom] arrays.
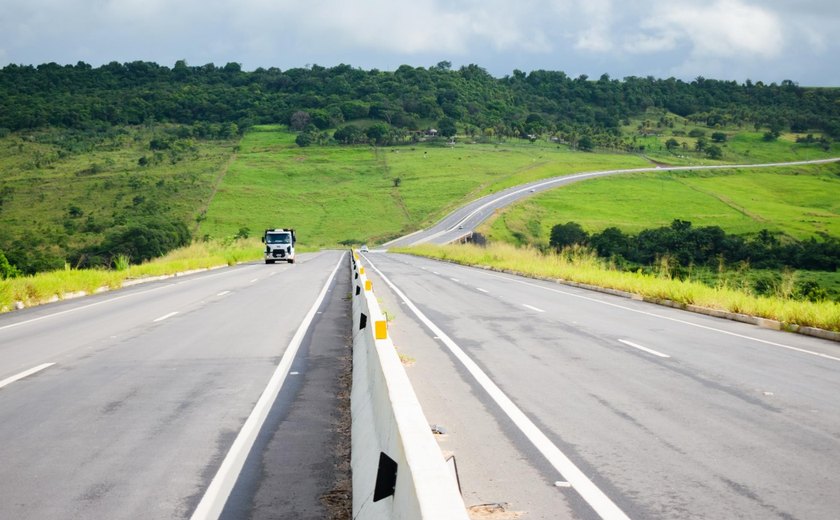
[[2, 61, 839, 138]]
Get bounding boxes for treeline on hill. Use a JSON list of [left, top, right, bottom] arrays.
[[550, 220, 840, 301], [2, 60, 840, 148]]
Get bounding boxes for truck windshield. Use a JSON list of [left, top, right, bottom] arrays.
[[267, 234, 290, 244]]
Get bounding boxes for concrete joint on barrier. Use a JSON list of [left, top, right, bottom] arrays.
[[349, 250, 469, 520]]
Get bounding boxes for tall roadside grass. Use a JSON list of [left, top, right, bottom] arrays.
[[0, 238, 263, 313], [393, 242, 840, 332]]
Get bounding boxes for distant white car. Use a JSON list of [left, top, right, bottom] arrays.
[[360, 245, 369, 252]]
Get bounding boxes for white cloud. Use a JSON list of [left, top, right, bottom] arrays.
[[623, 33, 679, 54], [637, 0, 784, 59], [0, 0, 837, 85], [572, 0, 614, 52]]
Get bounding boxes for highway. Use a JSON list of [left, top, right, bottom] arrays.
[[0, 251, 350, 520], [362, 251, 840, 519], [383, 157, 840, 248]]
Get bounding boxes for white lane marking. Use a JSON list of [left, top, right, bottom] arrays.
[[290, 371, 300, 375], [190, 252, 345, 520], [433, 272, 441, 275], [249, 278, 258, 284], [477, 288, 489, 293], [523, 304, 546, 313], [450, 278, 460, 283], [479, 270, 840, 363], [0, 267, 252, 333], [0, 363, 55, 390], [365, 257, 630, 520], [618, 339, 670, 358], [217, 291, 231, 296], [153, 312, 178, 323]]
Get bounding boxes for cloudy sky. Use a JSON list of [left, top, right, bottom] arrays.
[[1, 0, 838, 85]]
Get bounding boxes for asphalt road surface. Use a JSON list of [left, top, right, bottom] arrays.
[[382, 157, 840, 248], [0, 251, 351, 520], [362, 252, 840, 520]]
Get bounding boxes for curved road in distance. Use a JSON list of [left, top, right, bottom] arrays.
[[382, 157, 840, 248]]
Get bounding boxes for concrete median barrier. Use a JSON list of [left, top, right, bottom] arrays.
[[350, 251, 468, 520]]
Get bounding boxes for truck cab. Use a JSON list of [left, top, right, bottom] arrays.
[[262, 228, 296, 264]]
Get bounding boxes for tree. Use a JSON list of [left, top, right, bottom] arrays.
[[550, 222, 588, 250], [577, 135, 594, 151], [365, 123, 390, 145], [334, 125, 364, 144], [665, 138, 680, 151], [295, 132, 314, 147], [705, 144, 723, 159], [437, 117, 457, 137], [711, 131, 727, 142], [234, 226, 250, 239], [0, 250, 22, 279], [290, 111, 311, 131]]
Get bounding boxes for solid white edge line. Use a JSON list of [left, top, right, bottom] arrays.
[[217, 291, 231, 296], [189, 252, 345, 520], [476, 288, 489, 293], [523, 304, 546, 313], [365, 256, 631, 520], [618, 339, 670, 358], [478, 270, 840, 363], [153, 311, 179, 323], [0, 363, 56, 390]]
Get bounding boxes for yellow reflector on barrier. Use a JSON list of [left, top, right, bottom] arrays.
[[375, 320, 387, 339], [360, 267, 365, 275], [365, 280, 372, 291]]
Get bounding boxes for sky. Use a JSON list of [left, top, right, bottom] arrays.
[[1, 0, 838, 86]]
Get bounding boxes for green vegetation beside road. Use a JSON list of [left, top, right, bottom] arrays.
[[199, 126, 650, 246], [393, 243, 840, 332], [0, 238, 261, 313], [481, 162, 840, 302], [483, 163, 840, 244], [0, 125, 239, 273]]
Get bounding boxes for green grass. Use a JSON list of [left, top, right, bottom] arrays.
[[619, 108, 840, 164], [482, 163, 840, 246], [200, 126, 651, 246], [0, 238, 263, 313], [0, 126, 238, 265], [393, 242, 840, 332]]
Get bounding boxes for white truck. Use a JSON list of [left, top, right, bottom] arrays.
[[262, 228, 296, 264]]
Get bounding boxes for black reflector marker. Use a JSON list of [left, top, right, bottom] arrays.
[[373, 452, 398, 502]]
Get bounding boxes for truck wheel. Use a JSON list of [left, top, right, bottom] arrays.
[[265, 259, 275, 264], [288, 258, 295, 264]]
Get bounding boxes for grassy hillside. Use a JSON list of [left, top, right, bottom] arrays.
[[482, 163, 840, 245], [480, 162, 840, 301], [619, 108, 840, 164], [0, 126, 237, 272], [199, 126, 651, 247]]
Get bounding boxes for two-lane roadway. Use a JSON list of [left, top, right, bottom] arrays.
[[363, 252, 840, 519], [0, 251, 350, 519]]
